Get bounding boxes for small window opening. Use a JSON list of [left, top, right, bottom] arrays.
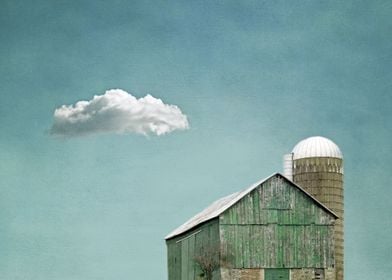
[[314, 269, 324, 280]]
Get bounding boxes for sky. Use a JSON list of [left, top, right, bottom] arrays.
[[1, 0, 391, 279]]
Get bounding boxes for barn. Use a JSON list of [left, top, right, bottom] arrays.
[[165, 173, 338, 280]]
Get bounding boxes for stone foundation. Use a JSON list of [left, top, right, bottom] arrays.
[[221, 268, 264, 280], [220, 268, 335, 280]]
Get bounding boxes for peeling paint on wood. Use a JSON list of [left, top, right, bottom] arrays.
[[166, 174, 337, 280], [167, 220, 220, 280]]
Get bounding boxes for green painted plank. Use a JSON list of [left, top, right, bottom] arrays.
[[212, 176, 336, 271]]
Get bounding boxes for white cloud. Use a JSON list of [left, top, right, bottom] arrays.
[[50, 89, 189, 137]]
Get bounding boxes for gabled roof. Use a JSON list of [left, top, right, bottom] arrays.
[[165, 172, 338, 240]]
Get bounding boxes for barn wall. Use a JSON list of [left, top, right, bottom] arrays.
[[290, 268, 336, 280], [221, 268, 264, 280], [221, 268, 336, 280], [290, 268, 314, 280], [219, 175, 335, 270], [167, 219, 220, 280], [325, 268, 337, 280]]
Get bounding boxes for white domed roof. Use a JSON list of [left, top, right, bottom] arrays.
[[292, 136, 342, 160]]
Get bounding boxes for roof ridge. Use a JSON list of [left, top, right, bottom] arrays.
[[165, 172, 337, 240], [165, 172, 278, 240]]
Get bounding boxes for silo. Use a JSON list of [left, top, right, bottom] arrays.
[[283, 136, 344, 280]]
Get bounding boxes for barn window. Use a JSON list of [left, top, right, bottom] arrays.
[[314, 269, 324, 280]]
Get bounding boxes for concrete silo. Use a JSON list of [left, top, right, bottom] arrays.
[[283, 136, 344, 280]]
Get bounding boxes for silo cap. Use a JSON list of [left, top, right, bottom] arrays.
[[292, 136, 343, 160]]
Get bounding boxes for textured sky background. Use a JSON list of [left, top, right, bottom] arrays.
[[1, 1, 391, 279]]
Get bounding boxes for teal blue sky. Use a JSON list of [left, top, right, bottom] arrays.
[[1, 1, 391, 279]]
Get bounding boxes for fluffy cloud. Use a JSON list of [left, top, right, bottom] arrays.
[[50, 89, 189, 137]]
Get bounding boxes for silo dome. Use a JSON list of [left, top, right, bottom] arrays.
[[292, 136, 342, 160]]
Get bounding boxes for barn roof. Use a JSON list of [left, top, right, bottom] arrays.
[[165, 172, 338, 240]]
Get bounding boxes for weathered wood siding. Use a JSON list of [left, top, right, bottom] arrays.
[[167, 219, 220, 280], [219, 175, 335, 269]]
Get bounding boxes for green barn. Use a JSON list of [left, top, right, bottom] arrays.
[[165, 173, 338, 280]]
